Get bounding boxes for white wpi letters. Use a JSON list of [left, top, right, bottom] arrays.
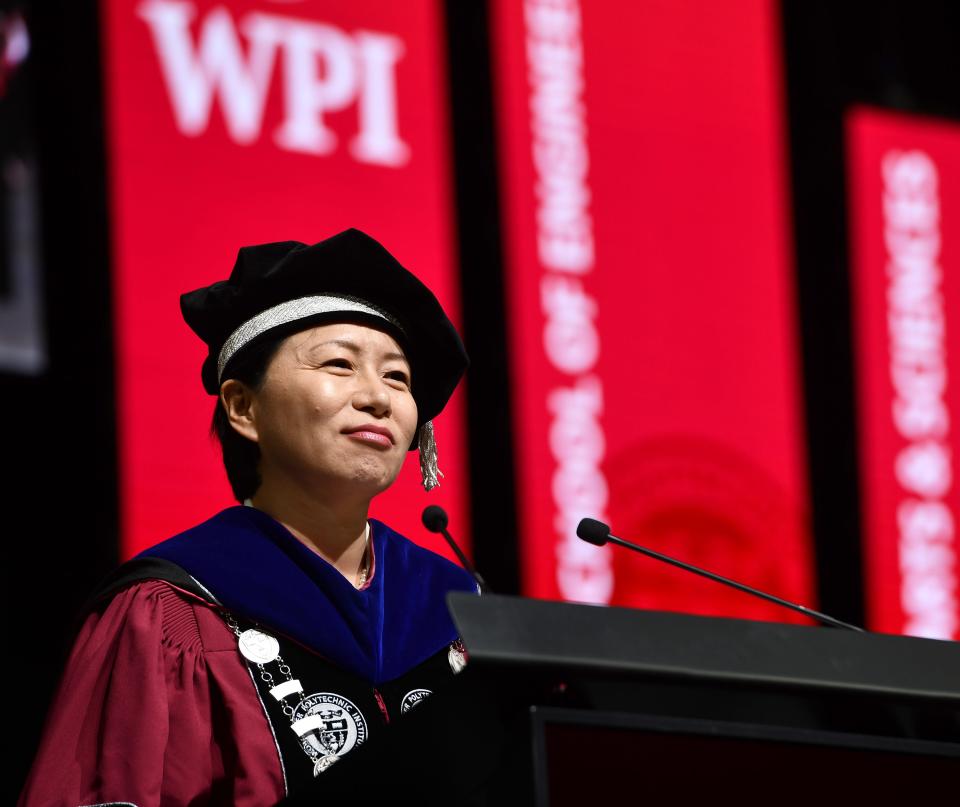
[[137, 0, 410, 166]]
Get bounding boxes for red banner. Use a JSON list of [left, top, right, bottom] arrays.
[[492, 0, 815, 619], [847, 107, 960, 640], [100, 0, 468, 559]]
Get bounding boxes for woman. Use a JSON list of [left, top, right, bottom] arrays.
[[20, 229, 480, 806]]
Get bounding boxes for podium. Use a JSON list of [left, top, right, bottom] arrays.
[[283, 594, 959, 805], [446, 593, 960, 804]]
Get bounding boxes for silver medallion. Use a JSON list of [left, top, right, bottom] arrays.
[[292, 691, 368, 774], [313, 754, 341, 775], [448, 641, 467, 674], [238, 628, 280, 664]]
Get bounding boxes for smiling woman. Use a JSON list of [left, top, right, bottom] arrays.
[[230, 325, 419, 507], [20, 230, 477, 806]]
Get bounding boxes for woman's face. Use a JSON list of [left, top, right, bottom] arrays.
[[236, 322, 418, 498]]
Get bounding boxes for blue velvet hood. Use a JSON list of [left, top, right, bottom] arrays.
[[139, 506, 477, 685]]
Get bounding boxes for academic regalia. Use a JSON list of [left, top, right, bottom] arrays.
[[18, 506, 478, 806], [21, 229, 493, 806]]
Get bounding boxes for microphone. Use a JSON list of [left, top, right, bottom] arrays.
[[422, 505, 489, 594], [577, 518, 864, 632], [422, 504, 449, 533]]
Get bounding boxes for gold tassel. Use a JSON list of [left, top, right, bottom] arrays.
[[418, 420, 443, 491]]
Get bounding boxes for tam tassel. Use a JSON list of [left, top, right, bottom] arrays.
[[419, 420, 443, 491]]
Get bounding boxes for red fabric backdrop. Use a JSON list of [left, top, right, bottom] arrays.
[[100, 0, 469, 559], [492, 0, 815, 619], [847, 107, 960, 640]]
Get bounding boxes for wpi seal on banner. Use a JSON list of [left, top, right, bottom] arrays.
[[605, 435, 810, 618]]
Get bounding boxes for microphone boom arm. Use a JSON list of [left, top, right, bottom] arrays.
[[577, 517, 863, 632]]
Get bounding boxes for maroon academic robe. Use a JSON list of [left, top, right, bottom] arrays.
[[19, 581, 285, 807], [20, 507, 479, 806]]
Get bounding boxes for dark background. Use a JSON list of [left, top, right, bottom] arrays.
[[6, 0, 959, 799]]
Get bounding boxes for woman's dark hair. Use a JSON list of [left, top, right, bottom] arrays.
[[211, 334, 286, 502]]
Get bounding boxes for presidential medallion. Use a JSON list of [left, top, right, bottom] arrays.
[[237, 628, 280, 664], [290, 692, 368, 774], [313, 754, 341, 775]]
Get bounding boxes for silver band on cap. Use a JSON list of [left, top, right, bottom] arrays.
[[217, 295, 399, 382]]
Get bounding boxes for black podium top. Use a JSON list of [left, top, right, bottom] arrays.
[[447, 592, 960, 703]]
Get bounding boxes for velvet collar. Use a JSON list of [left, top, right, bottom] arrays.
[[139, 506, 477, 685]]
